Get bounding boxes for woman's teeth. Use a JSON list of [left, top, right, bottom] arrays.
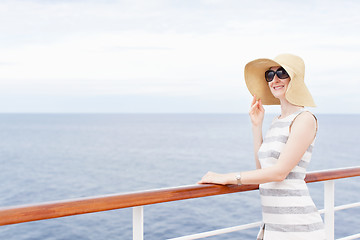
[[273, 86, 284, 90]]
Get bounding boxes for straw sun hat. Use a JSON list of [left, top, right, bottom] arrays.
[[244, 53, 316, 107]]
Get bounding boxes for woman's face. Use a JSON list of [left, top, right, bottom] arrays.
[[267, 66, 290, 100]]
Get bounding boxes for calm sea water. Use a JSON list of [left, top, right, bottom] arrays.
[[0, 113, 359, 240]]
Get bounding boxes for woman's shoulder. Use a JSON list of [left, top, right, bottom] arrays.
[[290, 110, 318, 135], [296, 110, 317, 124]]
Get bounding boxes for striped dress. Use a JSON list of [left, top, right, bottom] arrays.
[[256, 109, 325, 240]]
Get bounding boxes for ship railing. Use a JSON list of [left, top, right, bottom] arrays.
[[0, 167, 359, 240]]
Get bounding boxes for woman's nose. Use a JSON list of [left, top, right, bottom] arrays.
[[272, 75, 281, 83]]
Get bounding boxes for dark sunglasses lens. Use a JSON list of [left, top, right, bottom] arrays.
[[277, 67, 289, 79], [265, 70, 275, 82]]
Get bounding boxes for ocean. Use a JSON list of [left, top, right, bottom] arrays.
[[0, 113, 359, 240]]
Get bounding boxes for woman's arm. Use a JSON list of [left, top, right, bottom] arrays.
[[198, 111, 317, 185], [252, 125, 263, 169], [249, 96, 264, 169]]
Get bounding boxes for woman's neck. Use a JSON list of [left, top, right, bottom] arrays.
[[279, 99, 303, 119]]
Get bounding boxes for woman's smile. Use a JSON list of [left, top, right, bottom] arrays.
[[273, 85, 285, 90]]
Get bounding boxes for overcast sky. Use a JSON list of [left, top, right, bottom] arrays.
[[0, 0, 359, 113]]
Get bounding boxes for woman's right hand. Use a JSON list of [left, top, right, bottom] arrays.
[[249, 95, 265, 127]]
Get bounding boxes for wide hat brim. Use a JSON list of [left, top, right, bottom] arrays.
[[244, 54, 316, 107]]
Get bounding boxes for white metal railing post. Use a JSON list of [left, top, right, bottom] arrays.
[[324, 180, 335, 240], [133, 206, 144, 240]]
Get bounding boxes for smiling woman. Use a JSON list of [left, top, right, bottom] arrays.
[[244, 54, 316, 108], [199, 54, 325, 239], [266, 66, 290, 99]]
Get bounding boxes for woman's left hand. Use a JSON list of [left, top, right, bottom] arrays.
[[198, 171, 229, 185]]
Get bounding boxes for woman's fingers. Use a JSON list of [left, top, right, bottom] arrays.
[[198, 172, 226, 185], [259, 99, 265, 112], [251, 95, 257, 107], [198, 171, 215, 184], [249, 103, 258, 114], [250, 99, 261, 113], [198, 172, 208, 184], [250, 98, 265, 113], [249, 97, 264, 127]]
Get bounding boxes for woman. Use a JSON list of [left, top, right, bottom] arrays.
[[198, 54, 325, 239]]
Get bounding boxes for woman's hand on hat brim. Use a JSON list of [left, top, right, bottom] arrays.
[[249, 95, 265, 127]]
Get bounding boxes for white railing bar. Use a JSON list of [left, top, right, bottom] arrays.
[[337, 233, 360, 240], [324, 180, 335, 240], [167, 221, 262, 240], [168, 198, 360, 240], [133, 180, 359, 240], [318, 201, 360, 214], [169, 179, 360, 240], [168, 199, 360, 240], [133, 206, 144, 240], [334, 202, 360, 211]]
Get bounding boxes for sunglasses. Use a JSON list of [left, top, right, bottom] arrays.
[[265, 67, 290, 82]]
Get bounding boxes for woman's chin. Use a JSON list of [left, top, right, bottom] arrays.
[[271, 92, 286, 99]]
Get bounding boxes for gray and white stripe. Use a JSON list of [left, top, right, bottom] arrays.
[[260, 188, 310, 197], [266, 222, 324, 232], [262, 205, 318, 214]]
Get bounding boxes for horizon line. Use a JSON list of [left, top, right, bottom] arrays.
[[0, 112, 358, 115]]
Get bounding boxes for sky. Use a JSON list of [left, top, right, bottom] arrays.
[[0, 0, 359, 113]]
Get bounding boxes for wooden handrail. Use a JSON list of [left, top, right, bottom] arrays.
[[0, 166, 359, 226]]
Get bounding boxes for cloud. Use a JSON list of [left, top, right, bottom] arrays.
[[0, 0, 359, 113]]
